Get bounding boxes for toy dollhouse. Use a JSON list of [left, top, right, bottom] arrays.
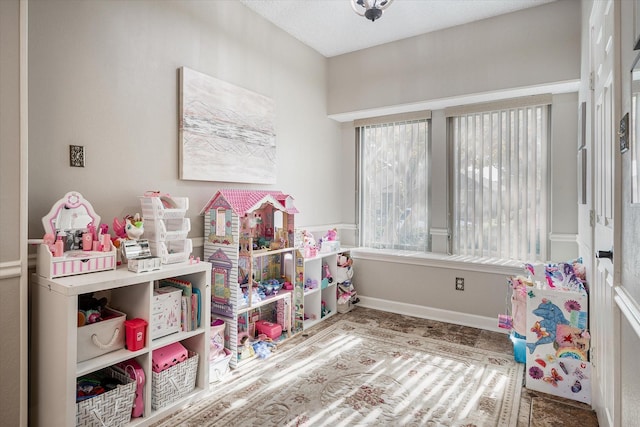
[[200, 189, 303, 367]]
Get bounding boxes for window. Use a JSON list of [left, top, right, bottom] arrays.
[[449, 102, 550, 261], [357, 115, 430, 251]]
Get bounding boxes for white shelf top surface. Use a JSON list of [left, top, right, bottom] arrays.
[[34, 261, 211, 296]]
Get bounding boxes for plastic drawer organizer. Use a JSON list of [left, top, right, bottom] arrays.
[[144, 218, 191, 242], [140, 196, 188, 220], [140, 195, 192, 264], [149, 240, 193, 265]]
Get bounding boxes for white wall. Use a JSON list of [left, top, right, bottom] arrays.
[[352, 255, 522, 330], [330, 1, 581, 255], [27, 0, 343, 248], [26, 0, 583, 331], [1, 0, 26, 425], [549, 92, 580, 261], [329, 1, 581, 324], [337, 121, 357, 246], [328, 0, 580, 116]]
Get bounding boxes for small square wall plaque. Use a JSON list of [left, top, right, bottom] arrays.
[[70, 145, 85, 167]]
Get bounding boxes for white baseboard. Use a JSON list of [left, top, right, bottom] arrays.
[[356, 295, 507, 334]]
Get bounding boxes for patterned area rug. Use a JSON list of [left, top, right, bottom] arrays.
[[154, 320, 523, 426]]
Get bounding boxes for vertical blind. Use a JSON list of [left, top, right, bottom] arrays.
[[450, 104, 549, 261], [358, 118, 430, 251]]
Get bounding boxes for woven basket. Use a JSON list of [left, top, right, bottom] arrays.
[[209, 348, 232, 383], [152, 351, 199, 410], [76, 367, 136, 427]]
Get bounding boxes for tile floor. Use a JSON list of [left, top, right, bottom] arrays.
[[316, 305, 599, 426]]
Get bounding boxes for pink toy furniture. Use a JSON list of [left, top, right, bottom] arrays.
[[152, 342, 188, 373], [255, 320, 282, 340]]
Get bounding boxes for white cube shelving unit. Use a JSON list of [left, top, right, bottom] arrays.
[[29, 261, 211, 427]]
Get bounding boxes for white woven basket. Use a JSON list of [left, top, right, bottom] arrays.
[[76, 367, 136, 427], [209, 348, 232, 383], [152, 351, 199, 410]]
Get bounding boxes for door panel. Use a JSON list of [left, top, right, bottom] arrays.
[[589, 1, 620, 426]]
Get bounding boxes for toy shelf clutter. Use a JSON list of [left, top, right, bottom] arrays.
[[301, 249, 353, 329], [300, 228, 355, 326], [201, 190, 356, 373], [31, 191, 212, 426], [30, 262, 211, 426], [201, 189, 302, 370]]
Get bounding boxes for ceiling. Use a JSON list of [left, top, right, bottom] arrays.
[[239, 0, 557, 57]]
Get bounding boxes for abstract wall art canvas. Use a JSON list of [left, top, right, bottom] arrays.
[[179, 67, 276, 183]]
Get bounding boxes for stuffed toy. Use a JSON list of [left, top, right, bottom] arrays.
[[113, 213, 144, 241], [125, 214, 144, 240], [302, 230, 316, 249], [323, 228, 338, 241], [302, 230, 317, 257]]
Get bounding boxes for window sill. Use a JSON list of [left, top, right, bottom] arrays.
[[350, 248, 524, 276]]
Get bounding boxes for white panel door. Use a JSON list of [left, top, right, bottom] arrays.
[[589, 1, 620, 426]]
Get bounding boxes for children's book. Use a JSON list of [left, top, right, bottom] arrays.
[[192, 287, 201, 328], [180, 296, 189, 332], [191, 293, 196, 330]]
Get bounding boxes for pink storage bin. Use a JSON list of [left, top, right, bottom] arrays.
[[152, 342, 188, 373], [255, 320, 282, 340]]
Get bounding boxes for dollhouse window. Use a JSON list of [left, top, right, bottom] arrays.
[[216, 208, 226, 236]]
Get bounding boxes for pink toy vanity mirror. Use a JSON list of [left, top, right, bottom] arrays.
[[37, 191, 117, 278], [42, 191, 101, 236]]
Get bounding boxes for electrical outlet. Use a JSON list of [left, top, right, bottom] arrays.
[[70, 145, 85, 167], [455, 277, 464, 291]]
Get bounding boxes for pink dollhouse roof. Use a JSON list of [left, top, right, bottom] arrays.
[[199, 189, 299, 216]]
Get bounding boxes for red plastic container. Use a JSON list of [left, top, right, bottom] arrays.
[[124, 318, 148, 351]]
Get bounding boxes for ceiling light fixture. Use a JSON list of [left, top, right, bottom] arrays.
[[350, 0, 394, 22]]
